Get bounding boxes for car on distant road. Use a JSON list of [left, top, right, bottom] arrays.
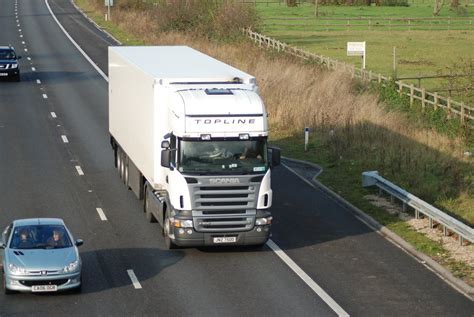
[[0, 45, 21, 81], [1, 218, 83, 294]]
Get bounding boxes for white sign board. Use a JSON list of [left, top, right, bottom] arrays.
[[105, 0, 113, 6], [347, 42, 365, 56]]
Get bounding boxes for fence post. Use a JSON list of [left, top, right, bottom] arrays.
[[460, 102, 465, 126], [410, 84, 414, 106], [421, 88, 426, 112], [398, 81, 403, 96], [433, 92, 438, 110], [378, 73, 381, 84], [447, 97, 452, 118]]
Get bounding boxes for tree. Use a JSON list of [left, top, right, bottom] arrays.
[[287, 0, 298, 7], [433, 0, 444, 16]]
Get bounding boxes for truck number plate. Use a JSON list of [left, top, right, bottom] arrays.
[[32, 285, 58, 292], [213, 237, 237, 244]]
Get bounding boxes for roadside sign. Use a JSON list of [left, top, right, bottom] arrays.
[[347, 41, 366, 69], [105, 0, 113, 5]]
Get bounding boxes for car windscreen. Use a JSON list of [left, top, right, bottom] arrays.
[[9, 225, 72, 249], [0, 49, 16, 60]]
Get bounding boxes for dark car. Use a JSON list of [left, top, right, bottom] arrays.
[[0, 45, 21, 82]]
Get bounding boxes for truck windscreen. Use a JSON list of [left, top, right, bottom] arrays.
[[178, 138, 268, 175]]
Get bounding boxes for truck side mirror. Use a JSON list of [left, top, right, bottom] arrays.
[[161, 140, 170, 149], [268, 147, 281, 168], [161, 149, 171, 168]]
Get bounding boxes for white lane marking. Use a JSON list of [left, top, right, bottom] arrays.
[[45, 0, 108, 82], [50, 112, 57, 118], [96, 208, 107, 221], [36, 79, 41, 84], [22, 41, 25, 44], [75, 166, 84, 176], [61, 135, 69, 143], [127, 270, 142, 289], [16, 19, 19, 22], [19, 34, 23, 38], [31, 67, 36, 71], [266, 239, 350, 317], [42, 94, 48, 99], [27, 57, 31, 61], [24, 48, 27, 52], [17, 24, 20, 27], [18, 29, 21, 32]]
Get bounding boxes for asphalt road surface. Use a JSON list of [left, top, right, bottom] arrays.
[[0, 0, 472, 315]]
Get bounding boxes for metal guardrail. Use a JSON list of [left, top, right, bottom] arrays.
[[362, 171, 473, 245]]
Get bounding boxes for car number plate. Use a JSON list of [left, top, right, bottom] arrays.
[[0, 73, 8, 76], [32, 285, 58, 292], [213, 237, 237, 244]]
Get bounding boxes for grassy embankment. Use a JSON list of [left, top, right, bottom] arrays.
[[256, 1, 474, 101], [74, 0, 473, 284]]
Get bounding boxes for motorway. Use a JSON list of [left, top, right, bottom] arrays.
[[0, 0, 472, 315]]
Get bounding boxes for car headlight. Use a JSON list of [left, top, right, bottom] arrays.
[[10, 63, 18, 69], [255, 216, 272, 226], [63, 260, 80, 273], [8, 263, 27, 274], [172, 219, 193, 228]]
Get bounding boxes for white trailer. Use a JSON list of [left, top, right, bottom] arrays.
[[109, 46, 280, 248]]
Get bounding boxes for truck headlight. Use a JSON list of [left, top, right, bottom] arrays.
[[63, 260, 80, 273], [8, 263, 27, 274], [172, 219, 193, 228], [255, 216, 272, 226]]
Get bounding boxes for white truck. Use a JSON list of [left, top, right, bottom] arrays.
[[109, 46, 280, 248]]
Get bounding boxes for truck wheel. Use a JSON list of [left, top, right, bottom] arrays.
[[163, 210, 177, 249]]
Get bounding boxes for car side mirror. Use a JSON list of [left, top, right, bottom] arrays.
[[0, 243, 5, 249], [268, 147, 281, 168], [75, 239, 84, 247]]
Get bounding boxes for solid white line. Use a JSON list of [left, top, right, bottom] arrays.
[[61, 135, 69, 143], [127, 269, 142, 289], [266, 239, 350, 317], [36, 78, 41, 84], [45, 0, 108, 82], [75, 166, 84, 176], [96, 208, 107, 221], [50, 112, 57, 118], [42, 94, 47, 99]]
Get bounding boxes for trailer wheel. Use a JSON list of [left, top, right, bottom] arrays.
[[163, 210, 177, 249]]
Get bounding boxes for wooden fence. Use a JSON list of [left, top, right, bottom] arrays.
[[263, 17, 474, 31], [244, 28, 474, 126]]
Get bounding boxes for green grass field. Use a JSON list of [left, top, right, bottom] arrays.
[[256, 2, 474, 100]]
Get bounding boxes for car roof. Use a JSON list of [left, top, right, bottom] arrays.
[[13, 218, 65, 226]]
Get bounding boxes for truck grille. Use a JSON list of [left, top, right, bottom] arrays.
[[194, 185, 255, 210], [193, 214, 255, 232], [187, 175, 262, 232]]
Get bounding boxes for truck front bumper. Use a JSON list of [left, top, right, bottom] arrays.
[[171, 225, 271, 247]]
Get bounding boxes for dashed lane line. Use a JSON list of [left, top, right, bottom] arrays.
[[75, 166, 84, 176], [61, 135, 69, 143], [96, 208, 107, 221], [127, 270, 142, 289]]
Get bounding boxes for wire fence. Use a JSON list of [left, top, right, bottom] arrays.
[[244, 28, 474, 126]]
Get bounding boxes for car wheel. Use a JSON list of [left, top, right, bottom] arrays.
[[163, 210, 177, 249], [3, 272, 14, 295]]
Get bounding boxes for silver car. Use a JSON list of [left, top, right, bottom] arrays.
[[1, 218, 83, 294]]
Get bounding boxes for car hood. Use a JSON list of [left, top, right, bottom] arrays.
[[5, 247, 78, 271], [0, 59, 16, 64]]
